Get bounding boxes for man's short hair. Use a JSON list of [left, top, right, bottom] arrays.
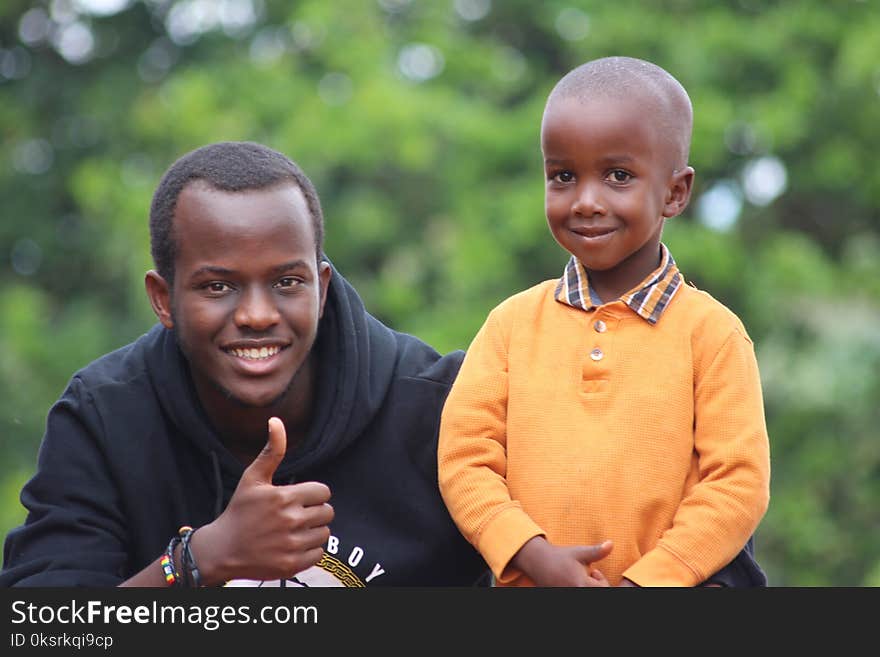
[[149, 141, 324, 283]]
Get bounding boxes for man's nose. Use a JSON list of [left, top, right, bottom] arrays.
[[234, 286, 281, 330]]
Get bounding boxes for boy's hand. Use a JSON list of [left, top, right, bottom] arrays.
[[588, 568, 610, 587], [511, 536, 613, 587], [191, 417, 334, 586]]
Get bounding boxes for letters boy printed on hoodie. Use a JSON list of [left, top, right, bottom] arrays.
[[226, 535, 385, 587]]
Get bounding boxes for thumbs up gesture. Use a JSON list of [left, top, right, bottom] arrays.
[[190, 417, 334, 586]]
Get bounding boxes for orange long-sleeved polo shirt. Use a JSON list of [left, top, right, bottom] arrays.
[[438, 276, 770, 587]]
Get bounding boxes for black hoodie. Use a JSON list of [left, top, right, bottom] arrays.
[[1, 264, 490, 587]]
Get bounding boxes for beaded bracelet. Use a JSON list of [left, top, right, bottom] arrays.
[[159, 554, 176, 585], [162, 535, 181, 586]]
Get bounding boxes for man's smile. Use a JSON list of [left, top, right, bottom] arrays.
[[221, 342, 290, 374], [225, 345, 283, 360]]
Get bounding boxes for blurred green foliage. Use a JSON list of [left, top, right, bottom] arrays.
[[1, 0, 878, 585]]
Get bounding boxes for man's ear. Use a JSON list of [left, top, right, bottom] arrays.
[[663, 166, 695, 218], [145, 270, 174, 329], [317, 260, 332, 319]]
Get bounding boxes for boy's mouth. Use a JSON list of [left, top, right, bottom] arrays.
[[572, 226, 616, 239]]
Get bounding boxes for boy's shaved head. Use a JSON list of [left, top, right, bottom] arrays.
[[545, 56, 693, 169]]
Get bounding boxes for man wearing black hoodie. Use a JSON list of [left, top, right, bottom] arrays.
[[1, 142, 765, 587]]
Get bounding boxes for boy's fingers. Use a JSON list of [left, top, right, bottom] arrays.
[[573, 540, 613, 565]]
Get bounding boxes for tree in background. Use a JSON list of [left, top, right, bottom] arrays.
[[1, 0, 877, 585]]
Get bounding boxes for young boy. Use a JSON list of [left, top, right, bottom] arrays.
[[437, 56, 771, 587]]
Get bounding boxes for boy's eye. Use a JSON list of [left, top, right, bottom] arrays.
[[552, 170, 574, 183], [206, 282, 231, 293], [606, 170, 632, 183]]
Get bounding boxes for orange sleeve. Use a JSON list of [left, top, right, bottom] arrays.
[[437, 304, 544, 582], [623, 324, 771, 586]]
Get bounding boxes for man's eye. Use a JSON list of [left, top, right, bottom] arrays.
[[207, 282, 230, 293], [275, 277, 300, 288]]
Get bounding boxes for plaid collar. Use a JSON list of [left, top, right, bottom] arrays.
[[553, 243, 682, 325]]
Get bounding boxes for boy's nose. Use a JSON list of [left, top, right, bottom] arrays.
[[572, 183, 606, 217], [234, 287, 281, 330]]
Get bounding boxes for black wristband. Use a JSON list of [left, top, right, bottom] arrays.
[[178, 526, 201, 588]]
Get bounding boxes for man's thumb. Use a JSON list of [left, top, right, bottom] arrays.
[[573, 540, 613, 565], [243, 416, 287, 484]]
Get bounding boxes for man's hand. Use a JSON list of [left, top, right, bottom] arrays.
[[191, 417, 334, 586], [510, 536, 613, 587]]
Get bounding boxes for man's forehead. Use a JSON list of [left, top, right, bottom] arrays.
[[180, 178, 306, 201], [171, 182, 313, 244]]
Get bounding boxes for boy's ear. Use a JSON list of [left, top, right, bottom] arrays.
[[145, 270, 174, 329], [662, 166, 695, 218]]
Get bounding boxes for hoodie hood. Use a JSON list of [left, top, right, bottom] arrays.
[[146, 260, 399, 505]]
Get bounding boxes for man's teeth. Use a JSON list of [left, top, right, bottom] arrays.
[[230, 346, 281, 360]]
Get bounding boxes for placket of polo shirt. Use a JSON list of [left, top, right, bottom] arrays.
[[581, 308, 618, 391]]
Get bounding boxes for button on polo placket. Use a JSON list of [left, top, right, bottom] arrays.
[[590, 317, 607, 361], [582, 311, 612, 391]]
